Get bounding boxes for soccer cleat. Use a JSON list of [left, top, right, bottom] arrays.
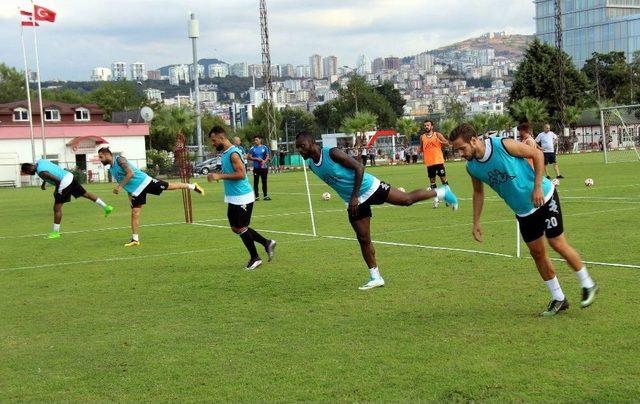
[[442, 185, 459, 211], [432, 197, 440, 209], [581, 285, 598, 308], [193, 182, 205, 196], [45, 231, 61, 239], [540, 298, 569, 317], [263, 195, 272, 201], [358, 277, 385, 290], [255, 196, 261, 201], [104, 205, 114, 217], [246, 257, 263, 270], [266, 240, 277, 262], [124, 240, 140, 247]]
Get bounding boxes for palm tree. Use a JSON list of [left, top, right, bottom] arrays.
[[488, 114, 516, 136], [395, 117, 419, 140], [509, 97, 549, 132], [438, 118, 458, 139], [341, 111, 378, 147], [149, 106, 195, 151], [468, 113, 492, 136]]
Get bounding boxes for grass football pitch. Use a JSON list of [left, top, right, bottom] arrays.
[[1, 152, 639, 401]]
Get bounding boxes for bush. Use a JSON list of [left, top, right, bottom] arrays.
[[146, 149, 173, 175]]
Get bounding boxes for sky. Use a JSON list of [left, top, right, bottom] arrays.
[[0, 0, 535, 81]]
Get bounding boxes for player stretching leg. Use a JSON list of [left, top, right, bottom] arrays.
[[296, 131, 459, 290], [21, 160, 114, 239], [98, 147, 204, 247], [208, 126, 276, 270], [450, 124, 597, 316], [420, 119, 451, 208]]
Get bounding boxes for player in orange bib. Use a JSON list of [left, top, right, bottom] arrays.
[[420, 119, 451, 208]]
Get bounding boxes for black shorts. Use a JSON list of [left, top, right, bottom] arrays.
[[227, 202, 254, 228], [130, 178, 168, 207], [517, 190, 564, 243], [427, 164, 446, 179], [54, 179, 86, 204], [543, 152, 557, 165], [348, 182, 391, 222]]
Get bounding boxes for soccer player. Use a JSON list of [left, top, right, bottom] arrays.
[[233, 136, 246, 160], [97, 147, 204, 247], [247, 135, 271, 201], [20, 160, 114, 239], [517, 122, 540, 167], [420, 119, 451, 208], [295, 131, 459, 290], [208, 126, 276, 270], [449, 123, 597, 316], [536, 123, 563, 179]]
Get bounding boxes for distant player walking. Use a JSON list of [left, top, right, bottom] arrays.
[[420, 119, 451, 208], [296, 131, 459, 290], [98, 148, 204, 247], [21, 160, 114, 239], [450, 123, 597, 316], [208, 126, 276, 270], [536, 123, 563, 179], [247, 135, 271, 201]]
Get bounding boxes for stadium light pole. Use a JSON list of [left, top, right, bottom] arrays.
[[188, 12, 204, 163]]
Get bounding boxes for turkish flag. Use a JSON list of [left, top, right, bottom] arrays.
[[33, 5, 56, 22]]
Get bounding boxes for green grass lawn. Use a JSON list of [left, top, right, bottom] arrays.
[[1, 152, 639, 401]]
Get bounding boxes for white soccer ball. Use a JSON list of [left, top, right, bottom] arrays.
[[321, 192, 331, 201], [585, 178, 594, 187], [552, 178, 560, 187], [397, 187, 406, 193]]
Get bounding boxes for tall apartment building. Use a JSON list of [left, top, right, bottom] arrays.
[[323, 56, 338, 77], [91, 67, 112, 81], [208, 63, 229, 78], [230, 62, 249, 77], [309, 54, 323, 79], [384, 57, 401, 70], [130, 62, 147, 81], [415, 52, 434, 71], [478, 48, 495, 66], [295, 65, 311, 78], [372, 57, 385, 73], [356, 54, 372, 75], [111, 62, 127, 80]]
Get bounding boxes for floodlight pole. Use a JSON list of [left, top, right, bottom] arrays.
[[189, 12, 204, 163]]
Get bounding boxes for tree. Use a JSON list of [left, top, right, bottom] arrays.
[[467, 113, 492, 136], [487, 114, 515, 133], [0, 63, 26, 103], [396, 117, 419, 140], [438, 118, 459, 139], [149, 106, 195, 151], [509, 97, 549, 133], [280, 106, 320, 138], [445, 100, 467, 123], [375, 81, 406, 118], [509, 38, 590, 120], [341, 111, 378, 146], [583, 51, 634, 104], [88, 81, 147, 120], [41, 88, 90, 104]]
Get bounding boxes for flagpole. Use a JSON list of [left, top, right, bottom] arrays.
[[19, 13, 37, 164], [31, 2, 47, 158]]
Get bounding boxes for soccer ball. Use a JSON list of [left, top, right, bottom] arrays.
[[585, 178, 594, 187], [552, 178, 560, 187], [321, 192, 331, 201], [397, 187, 406, 193]]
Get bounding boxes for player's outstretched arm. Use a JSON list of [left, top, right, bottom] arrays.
[[471, 176, 484, 242], [38, 171, 58, 190], [502, 139, 545, 207], [329, 147, 364, 215], [209, 152, 245, 182]]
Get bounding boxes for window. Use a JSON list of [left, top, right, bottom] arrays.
[[74, 108, 90, 121], [13, 108, 28, 122], [44, 109, 60, 121]]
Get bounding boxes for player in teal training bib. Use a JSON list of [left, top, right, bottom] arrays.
[[208, 126, 276, 271], [296, 131, 459, 291], [21, 160, 114, 239], [98, 147, 204, 247], [450, 123, 597, 317]]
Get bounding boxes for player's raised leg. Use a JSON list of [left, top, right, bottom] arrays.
[[350, 216, 384, 290], [385, 185, 458, 210], [80, 190, 114, 217], [166, 182, 204, 194]]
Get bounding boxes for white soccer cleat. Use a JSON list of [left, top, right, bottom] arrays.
[[358, 277, 385, 290]]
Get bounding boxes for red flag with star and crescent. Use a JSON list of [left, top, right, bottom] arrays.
[[33, 4, 56, 23]]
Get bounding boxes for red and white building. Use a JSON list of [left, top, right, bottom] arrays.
[[0, 100, 149, 186]]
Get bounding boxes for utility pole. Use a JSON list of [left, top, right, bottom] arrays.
[[188, 12, 203, 162], [555, 0, 566, 135], [259, 0, 278, 150]]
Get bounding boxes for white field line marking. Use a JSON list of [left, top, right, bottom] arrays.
[[0, 237, 319, 273]]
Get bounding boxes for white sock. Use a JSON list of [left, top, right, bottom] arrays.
[[188, 184, 195, 190], [435, 188, 445, 200], [53, 223, 61, 232], [369, 267, 381, 279], [574, 267, 595, 289], [95, 198, 107, 208], [132, 233, 139, 241], [544, 277, 565, 301]]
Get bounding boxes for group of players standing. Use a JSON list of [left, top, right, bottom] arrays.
[[20, 119, 597, 317]]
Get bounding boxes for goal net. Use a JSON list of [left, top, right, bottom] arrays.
[[600, 105, 640, 163]]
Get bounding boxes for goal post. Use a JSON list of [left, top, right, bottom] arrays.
[[599, 104, 640, 164]]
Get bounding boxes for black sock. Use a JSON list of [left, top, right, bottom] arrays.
[[430, 184, 437, 190], [443, 181, 449, 186], [248, 228, 269, 247], [239, 231, 259, 259]]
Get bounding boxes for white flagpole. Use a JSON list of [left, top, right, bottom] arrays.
[[19, 13, 37, 164], [301, 159, 317, 237], [31, 3, 47, 158]]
